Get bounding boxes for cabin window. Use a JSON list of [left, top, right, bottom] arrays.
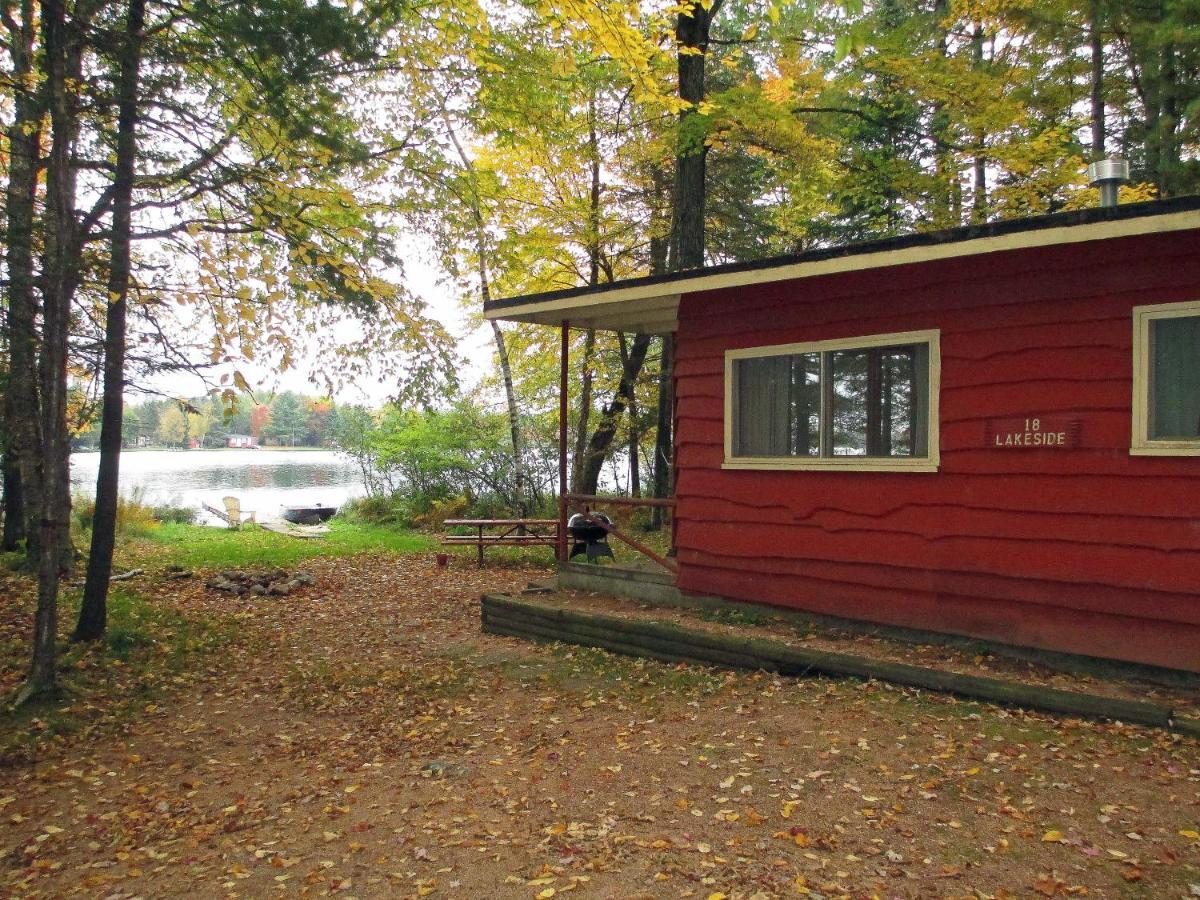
[[726, 330, 939, 472], [1132, 301, 1200, 455]]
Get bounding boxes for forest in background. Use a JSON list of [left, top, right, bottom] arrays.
[[69, 393, 341, 450], [428, 0, 1200, 511], [0, 0, 1197, 697]]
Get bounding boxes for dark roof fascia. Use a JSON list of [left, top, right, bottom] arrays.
[[484, 196, 1200, 315]]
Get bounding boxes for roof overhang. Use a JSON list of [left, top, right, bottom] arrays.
[[483, 198, 1200, 333]]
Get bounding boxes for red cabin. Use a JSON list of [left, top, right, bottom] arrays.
[[486, 198, 1200, 673]]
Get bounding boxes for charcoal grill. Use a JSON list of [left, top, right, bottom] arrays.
[[567, 512, 614, 563]]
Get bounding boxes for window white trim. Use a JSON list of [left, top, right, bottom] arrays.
[[1131, 300, 1200, 456], [723, 329, 941, 472]]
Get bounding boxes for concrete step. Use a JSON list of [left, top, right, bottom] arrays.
[[558, 561, 680, 603]]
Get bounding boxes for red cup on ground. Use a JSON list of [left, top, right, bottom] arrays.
[[435, 552, 449, 567]]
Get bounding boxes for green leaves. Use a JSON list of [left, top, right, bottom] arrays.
[[833, 21, 871, 61]]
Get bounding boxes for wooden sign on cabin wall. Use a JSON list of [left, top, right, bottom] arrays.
[[984, 417, 1082, 449]]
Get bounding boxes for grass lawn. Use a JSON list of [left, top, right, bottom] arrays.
[[121, 520, 436, 570], [1, 524, 1197, 898]]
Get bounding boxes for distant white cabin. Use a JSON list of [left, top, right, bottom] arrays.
[[227, 434, 258, 449]]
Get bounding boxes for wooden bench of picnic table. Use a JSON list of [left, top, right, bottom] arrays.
[[442, 519, 559, 565]]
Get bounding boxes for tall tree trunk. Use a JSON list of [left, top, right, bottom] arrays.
[[650, 335, 673, 529], [22, 0, 77, 703], [1157, 41, 1178, 196], [1, 459, 23, 551], [1090, 0, 1106, 159], [579, 333, 651, 495], [572, 100, 604, 492], [648, 165, 670, 276], [930, 0, 956, 228], [440, 113, 530, 517], [1144, 80, 1161, 193], [77, 0, 146, 643], [971, 25, 987, 224], [971, 156, 986, 222], [586, 94, 601, 286], [648, 166, 672, 529], [655, 0, 717, 525], [628, 417, 640, 496], [47, 0, 91, 576], [1134, 5, 1177, 198], [3, 0, 42, 555], [628, 401, 640, 498], [571, 329, 596, 492], [669, 0, 720, 271], [490, 320, 528, 514], [619, 333, 641, 497]]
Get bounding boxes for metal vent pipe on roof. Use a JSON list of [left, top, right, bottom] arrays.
[[1088, 157, 1130, 208]]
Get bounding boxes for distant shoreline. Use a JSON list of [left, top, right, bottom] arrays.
[[73, 445, 337, 453]]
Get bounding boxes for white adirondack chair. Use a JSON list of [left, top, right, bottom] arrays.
[[222, 496, 256, 528]]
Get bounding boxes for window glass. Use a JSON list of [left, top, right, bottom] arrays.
[[1150, 315, 1200, 440], [732, 338, 931, 461], [789, 352, 821, 456], [831, 348, 869, 456], [734, 356, 790, 456], [733, 353, 820, 457], [831, 345, 925, 457]]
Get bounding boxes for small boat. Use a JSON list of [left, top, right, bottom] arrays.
[[280, 504, 338, 525]]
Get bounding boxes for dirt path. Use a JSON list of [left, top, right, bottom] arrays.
[[2, 555, 1198, 898]]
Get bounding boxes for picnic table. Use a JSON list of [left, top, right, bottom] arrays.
[[442, 519, 559, 565]]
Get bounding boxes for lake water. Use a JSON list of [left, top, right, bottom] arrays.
[[69, 449, 366, 525]]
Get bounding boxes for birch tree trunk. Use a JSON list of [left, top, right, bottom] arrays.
[[490, 320, 528, 516], [442, 114, 530, 516]]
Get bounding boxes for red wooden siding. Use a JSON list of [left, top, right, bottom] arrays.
[[673, 230, 1200, 672]]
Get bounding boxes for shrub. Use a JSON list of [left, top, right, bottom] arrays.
[[71, 489, 186, 537], [466, 493, 520, 521], [345, 490, 542, 531], [151, 504, 198, 525], [340, 494, 407, 526], [410, 496, 470, 530], [73, 496, 95, 532]]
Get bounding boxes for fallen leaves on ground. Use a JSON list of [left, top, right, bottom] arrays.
[[1, 553, 1198, 898]]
